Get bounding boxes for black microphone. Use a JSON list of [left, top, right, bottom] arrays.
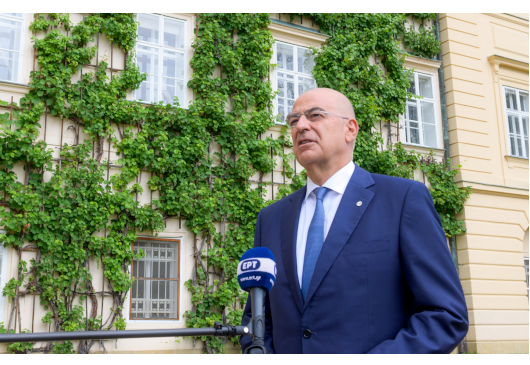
[[237, 247, 277, 354]]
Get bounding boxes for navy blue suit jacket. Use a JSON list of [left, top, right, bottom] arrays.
[[240, 164, 468, 353]]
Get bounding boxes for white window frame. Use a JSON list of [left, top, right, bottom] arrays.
[[0, 13, 25, 83], [134, 13, 187, 106], [0, 237, 7, 323], [502, 86, 529, 159], [403, 71, 439, 148], [272, 41, 317, 125], [128, 237, 181, 321]]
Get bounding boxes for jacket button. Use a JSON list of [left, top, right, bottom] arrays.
[[303, 329, 311, 339]]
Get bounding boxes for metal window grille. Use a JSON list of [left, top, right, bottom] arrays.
[[524, 257, 530, 298], [403, 72, 438, 148], [273, 41, 317, 125], [503, 87, 529, 159], [134, 13, 187, 106], [130, 238, 180, 320], [0, 13, 25, 83]]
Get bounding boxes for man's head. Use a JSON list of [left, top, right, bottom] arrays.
[[287, 88, 358, 184]]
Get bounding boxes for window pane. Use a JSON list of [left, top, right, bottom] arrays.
[[407, 76, 416, 99], [505, 89, 517, 111], [137, 48, 158, 75], [0, 50, 19, 82], [278, 100, 285, 122], [520, 92, 529, 113], [523, 116, 528, 138], [513, 115, 521, 134], [163, 18, 185, 49], [163, 52, 184, 79], [410, 126, 420, 144], [510, 136, 516, 156], [0, 18, 22, 52], [517, 137, 523, 157], [418, 74, 433, 99], [162, 78, 176, 105], [298, 76, 316, 96], [420, 101, 435, 125], [277, 78, 285, 98], [423, 123, 437, 147], [297, 46, 315, 75], [508, 115, 515, 133], [138, 14, 159, 44], [287, 81, 294, 99], [0, 18, 21, 82], [408, 104, 418, 121], [525, 138, 529, 158], [288, 99, 294, 114], [277, 43, 294, 71], [1, 13, 23, 18]]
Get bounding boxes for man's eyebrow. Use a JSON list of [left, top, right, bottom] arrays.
[[286, 107, 324, 119]]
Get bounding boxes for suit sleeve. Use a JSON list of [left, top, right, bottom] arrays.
[[239, 210, 275, 353], [368, 181, 468, 354]]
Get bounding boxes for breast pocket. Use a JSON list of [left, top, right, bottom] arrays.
[[343, 239, 389, 256]]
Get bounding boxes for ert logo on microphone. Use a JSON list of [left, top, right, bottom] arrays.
[[241, 259, 261, 271]]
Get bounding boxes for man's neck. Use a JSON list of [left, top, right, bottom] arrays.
[[305, 158, 353, 186]]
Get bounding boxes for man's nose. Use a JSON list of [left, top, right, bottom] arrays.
[[294, 114, 311, 132]]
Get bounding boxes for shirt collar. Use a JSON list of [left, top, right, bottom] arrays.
[[305, 161, 355, 201]]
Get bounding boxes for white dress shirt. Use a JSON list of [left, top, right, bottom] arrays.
[[296, 161, 355, 287]]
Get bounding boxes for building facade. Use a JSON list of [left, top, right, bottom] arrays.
[[440, 13, 529, 354], [0, 13, 528, 354]]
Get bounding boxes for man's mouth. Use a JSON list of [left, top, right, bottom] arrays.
[[298, 139, 314, 146]]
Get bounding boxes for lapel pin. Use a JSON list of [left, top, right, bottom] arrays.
[[356, 201, 362, 207]]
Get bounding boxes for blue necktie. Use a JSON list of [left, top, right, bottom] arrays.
[[301, 187, 330, 301]]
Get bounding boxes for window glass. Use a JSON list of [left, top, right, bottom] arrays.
[[520, 92, 529, 113], [274, 42, 316, 124], [135, 14, 186, 106], [0, 15, 23, 82], [504, 87, 529, 158], [403, 72, 438, 147], [163, 18, 185, 49], [418, 74, 433, 99], [137, 14, 159, 44], [277, 43, 294, 71], [131, 240, 179, 319]]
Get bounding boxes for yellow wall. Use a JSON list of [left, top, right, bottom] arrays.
[[440, 13, 529, 354]]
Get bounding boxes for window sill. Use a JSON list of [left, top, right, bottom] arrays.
[[0, 80, 31, 94], [401, 142, 445, 152], [505, 155, 529, 169], [126, 99, 189, 110]]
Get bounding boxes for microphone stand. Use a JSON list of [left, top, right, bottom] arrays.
[[0, 322, 247, 344], [243, 287, 270, 354]]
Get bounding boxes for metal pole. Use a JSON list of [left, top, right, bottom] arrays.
[[0, 324, 248, 343]]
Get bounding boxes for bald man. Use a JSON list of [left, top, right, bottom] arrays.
[[240, 88, 468, 354]]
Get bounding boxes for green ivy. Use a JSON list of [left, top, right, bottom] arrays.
[[1, 12, 469, 354]]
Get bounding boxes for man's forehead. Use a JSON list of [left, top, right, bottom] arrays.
[[293, 97, 334, 113]]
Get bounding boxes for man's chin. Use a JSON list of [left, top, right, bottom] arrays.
[[296, 153, 320, 169]]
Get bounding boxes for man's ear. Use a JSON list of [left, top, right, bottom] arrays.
[[345, 118, 358, 144]]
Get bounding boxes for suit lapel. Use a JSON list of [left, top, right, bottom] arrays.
[[281, 186, 306, 314], [304, 165, 375, 306]]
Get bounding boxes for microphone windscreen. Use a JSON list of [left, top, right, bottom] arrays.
[[237, 247, 277, 293]]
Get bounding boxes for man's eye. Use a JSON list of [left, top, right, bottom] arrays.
[[289, 119, 299, 127], [309, 113, 322, 121]]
